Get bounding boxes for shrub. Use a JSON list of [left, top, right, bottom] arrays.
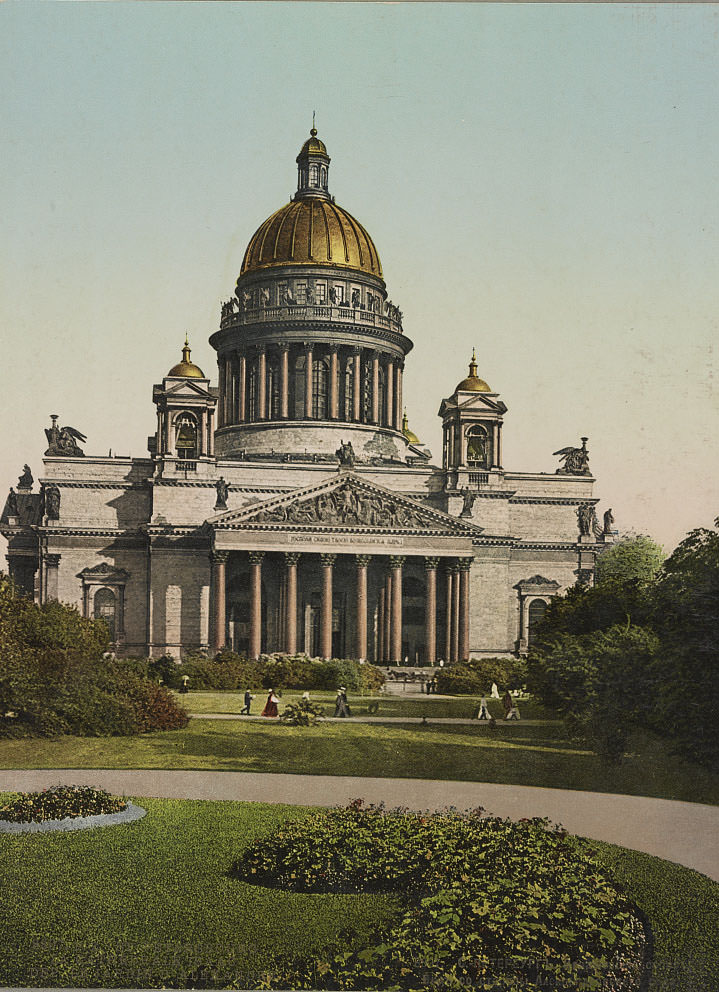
[[0, 785, 127, 823], [435, 664, 483, 694], [180, 653, 264, 690], [148, 653, 182, 689], [279, 698, 325, 726], [114, 674, 189, 732], [232, 803, 644, 991]]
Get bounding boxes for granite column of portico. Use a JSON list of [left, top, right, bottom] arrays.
[[451, 561, 461, 664], [279, 344, 290, 419], [284, 552, 300, 654], [355, 555, 371, 660], [320, 554, 336, 660], [210, 551, 228, 652], [458, 558, 473, 662], [444, 563, 453, 662], [249, 552, 264, 659], [383, 570, 392, 663], [389, 556, 405, 664], [424, 557, 439, 665], [377, 587, 386, 663]]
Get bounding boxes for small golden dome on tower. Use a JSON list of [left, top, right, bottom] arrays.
[[455, 349, 491, 392], [168, 338, 205, 379], [402, 409, 421, 445], [297, 127, 328, 159]]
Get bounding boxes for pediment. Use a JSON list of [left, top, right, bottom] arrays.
[[78, 562, 129, 583], [210, 473, 482, 536], [439, 393, 506, 417], [164, 379, 212, 399]]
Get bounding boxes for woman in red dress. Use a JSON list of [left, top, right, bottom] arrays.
[[261, 689, 279, 718]]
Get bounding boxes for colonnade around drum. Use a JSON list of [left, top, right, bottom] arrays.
[[208, 550, 474, 664]]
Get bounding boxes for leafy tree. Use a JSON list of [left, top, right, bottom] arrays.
[[595, 533, 665, 587]]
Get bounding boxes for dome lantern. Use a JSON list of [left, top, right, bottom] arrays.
[[455, 348, 491, 393], [167, 337, 205, 379], [295, 123, 331, 201]]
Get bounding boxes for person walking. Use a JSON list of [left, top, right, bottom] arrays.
[[334, 686, 350, 718], [240, 688, 254, 715], [475, 695, 491, 720], [261, 689, 280, 718], [179, 675, 190, 694], [503, 690, 520, 720]]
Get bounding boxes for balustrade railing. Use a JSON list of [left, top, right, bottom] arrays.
[[220, 303, 403, 334]]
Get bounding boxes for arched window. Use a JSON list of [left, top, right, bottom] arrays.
[[309, 164, 319, 185], [528, 599, 548, 645], [267, 361, 280, 419], [174, 412, 197, 459], [343, 361, 354, 420], [466, 425, 488, 467], [94, 587, 117, 641], [313, 358, 329, 419], [320, 166, 327, 188]]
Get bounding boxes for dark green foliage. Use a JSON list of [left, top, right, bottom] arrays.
[[435, 664, 483, 694], [437, 657, 528, 695], [177, 652, 384, 693], [148, 653, 182, 688], [0, 785, 126, 822], [279, 698, 324, 726], [232, 803, 642, 990], [595, 534, 665, 587], [0, 574, 188, 738]]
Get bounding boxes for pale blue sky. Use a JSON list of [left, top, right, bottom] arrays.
[[2, 2, 718, 551]]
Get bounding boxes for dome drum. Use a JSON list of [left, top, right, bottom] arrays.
[[215, 420, 413, 464]]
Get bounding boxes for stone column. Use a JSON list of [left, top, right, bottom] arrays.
[[352, 348, 362, 421], [44, 553, 61, 603], [424, 557, 439, 665], [386, 359, 394, 428], [257, 347, 267, 421], [238, 353, 247, 423], [377, 587, 386, 663], [279, 344, 290, 419], [224, 357, 232, 425], [164, 407, 172, 455], [491, 422, 499, 468], [451, 562, 460, 664], [444, 563, 454, 662], [355, 555, 371, 660], [210, 551, 228, 652], [384, 571, 392, 663], [284, 552, 300, 654], [207, 406, 215, 457], [217, 362, 225, 428], [329, 344, 339, 419], [199, 408, 207, 457], [389, 555, 406, 664], [458, 558, 473, 662], [371, 352, 380, 424], [249, 551, 264, 659], [497, 423, 503, 468], [304, 344, 314, 418], [395, 363, 403, 430], [319, 553, 336, 659]]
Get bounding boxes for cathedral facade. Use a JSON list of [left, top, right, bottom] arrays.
[[2, 131, 612, 664]]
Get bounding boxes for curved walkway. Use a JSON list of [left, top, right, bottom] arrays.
[[1, 769, 717, 883]]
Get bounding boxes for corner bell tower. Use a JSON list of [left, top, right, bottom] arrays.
[[438, 350, 507, 491]]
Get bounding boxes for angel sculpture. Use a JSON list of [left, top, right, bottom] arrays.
[[553, 437, 590, 475], [44, 416, 87, 457]]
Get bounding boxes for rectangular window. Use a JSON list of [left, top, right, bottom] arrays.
[[296, 282, 307, 303], [315, 283, 326, 303], [332, 284, 344, 304]]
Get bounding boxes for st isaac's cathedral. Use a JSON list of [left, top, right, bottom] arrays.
[[2, 130, 613, 663]]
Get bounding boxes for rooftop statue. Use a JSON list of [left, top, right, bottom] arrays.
[[17, 464, 33, 489], [335, 440, 356, 468], [553, 437, 590, 475], [44, 415, 87, 457]]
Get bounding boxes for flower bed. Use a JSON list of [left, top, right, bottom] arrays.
[[232, 802, 649, 991], [0, 785, 127, 823]]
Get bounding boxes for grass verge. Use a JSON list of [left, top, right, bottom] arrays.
[[1, 719, 718, 805], [0, 797, 716, 991]]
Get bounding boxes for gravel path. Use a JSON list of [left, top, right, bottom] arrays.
[[1, 769, 717, 883]]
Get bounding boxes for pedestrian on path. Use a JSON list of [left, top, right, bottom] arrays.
[[475, 696, 491, 720], [261, 689, 280, 718], [240, 689, 254, 715], [491, 682, 500, 699], [334, 687, 350, 717], [503, 690, 520, 720]]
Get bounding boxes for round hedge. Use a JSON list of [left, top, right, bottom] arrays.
[[0, 785, 127, 823], [232, 803, 649, 991]]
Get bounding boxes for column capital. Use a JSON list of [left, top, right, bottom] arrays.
[[457, 557, 474, 571], [248, 551, 265, 565], [255, 342, 267, 355], [303, 341, 315, 354], [278, 340, 290, 353], [211, 550, 229, 565], [389, 555, 406, 569], [445, 559, 459, 573], [351, 345, 362, 356], [355, 554, 372, 567], [424, 556, 440, 570], [328, 341, 339, 353], [283, 551, 301, 566], [320, 553, 337, 567], [43, 553, 61, 567]]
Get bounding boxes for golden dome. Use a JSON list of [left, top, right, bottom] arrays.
[[239, 198, 382, 278], [168, 339, 205, 379], [402, 410, 421, 445], [297, 127, 328, 159], [455, 349, 491, 392]]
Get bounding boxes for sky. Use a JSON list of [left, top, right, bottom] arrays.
[[2, 2, 718, 554]]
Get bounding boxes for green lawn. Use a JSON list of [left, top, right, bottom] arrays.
[[179, 689, 554, 720], [2, 719, 719, 805], [0, 797, 716, 991]]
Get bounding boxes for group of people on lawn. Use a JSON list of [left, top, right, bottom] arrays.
[[475, 688, 521, 722], [239, 687, 352, 718]]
